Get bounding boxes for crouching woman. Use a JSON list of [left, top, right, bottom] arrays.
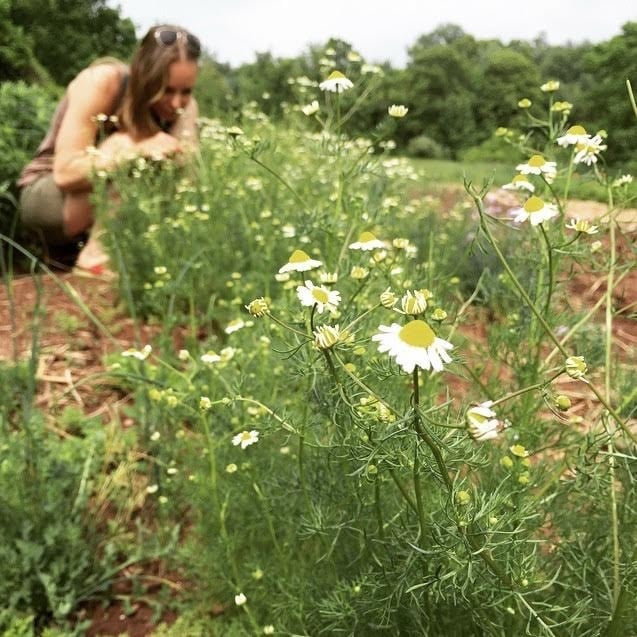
[[17, 25, 200, 272]]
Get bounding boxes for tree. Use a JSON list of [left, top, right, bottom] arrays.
[[195, 54, 233, 119], [0, 0, 51, 83], [8, 0, 136, 85], [580, 22, 637, 166], [475, 48, 541, 134], [405, 43, 479, 157]]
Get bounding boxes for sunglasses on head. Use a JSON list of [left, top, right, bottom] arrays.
[[153, 28, 201, 57]]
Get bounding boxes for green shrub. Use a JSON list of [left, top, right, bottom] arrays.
[[406, 133, 448, 159], [0, 407, 126, 629], [461, 133, 515, 163], [0, 81, 57, 242]]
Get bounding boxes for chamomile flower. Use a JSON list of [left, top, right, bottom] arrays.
[[313, 324, 342, 350], [297, 281, 341, 313], [612, 174, 633, 187], [466, 402, 500, 441], [566, 218, 599, 234], [349, 231, 387, 250], [502, 174, 535, 192], [516, 155, 557, 181], [510, 444, 529, 458], [232, 430, 259, 449], [400, 290, 428, 316], [565, 356, 587, 379], [551, 101, 572, 114], [201, 351, 221, 364], [517, 98, 532, 108], [319, 71, 353, 93], [513, 196, 559, 226], [302, 100, 320, 116], [246, 297, 269, 317], [122, 344, 152, 360], [388, 104, 409, 118], [372, 320, 453, 373], [235, 593, 247, 606], [318, 271, 339, 284], [540, 80, 560, 92], [350, 266, 369, 280], [380, 287, 397, 309], [557, 125, 590, 147], [573, 135, 607, 166], [225, 318, 248, 334], [278, 249, 322, 273]]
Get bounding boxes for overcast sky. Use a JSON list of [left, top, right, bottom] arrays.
[[110, 0, 635, 67]]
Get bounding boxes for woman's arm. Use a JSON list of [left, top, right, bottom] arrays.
[[53, 64, 126, 192], [170, 97, 199, 151]]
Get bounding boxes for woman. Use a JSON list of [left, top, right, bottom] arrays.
[[17, 25, 201, 272]]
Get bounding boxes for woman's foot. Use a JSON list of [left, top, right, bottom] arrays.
[[74, 233, 114, 278]]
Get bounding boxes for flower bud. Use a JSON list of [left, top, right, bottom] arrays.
[[246, 297, 269, 317], [380, 287, 397, 309], [565, 356, 587, 379], [313, 324, 341, 350], [401, 290, 427, 316], [455, 490, 471, 506]]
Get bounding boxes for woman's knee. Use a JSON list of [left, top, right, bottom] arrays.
[[19, 174, 70, 245], [62, 191, 93, 237]]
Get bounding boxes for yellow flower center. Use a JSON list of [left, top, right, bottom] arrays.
[[327, 70, 346, 80], [524, 196, 544, 213], [311, 288, 329, 304], [289, 249, 310, 263], [567, 124, 587, 135], [358, 231, 377, 243], [528, 155, 546, 167], [398, 320, 436, 348], [512, 175, 528, 183], [239, 432, 252, 442]]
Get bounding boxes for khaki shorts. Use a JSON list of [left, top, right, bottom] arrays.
[[19, 173, 69, 245]]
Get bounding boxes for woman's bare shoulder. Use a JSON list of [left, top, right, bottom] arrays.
[[68, 63, 127, 102]]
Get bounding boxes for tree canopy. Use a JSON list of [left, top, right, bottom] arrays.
[[3, 9, 636, 168], [3, 0, 136, 85]]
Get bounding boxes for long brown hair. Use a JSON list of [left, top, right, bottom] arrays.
[[118, 25, 200, 139]]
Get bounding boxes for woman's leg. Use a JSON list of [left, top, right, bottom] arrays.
[[20, 174, 68, 245], [62, 190, 93, 237]]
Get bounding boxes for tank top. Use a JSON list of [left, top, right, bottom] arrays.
[[17, 68, 129, 188]]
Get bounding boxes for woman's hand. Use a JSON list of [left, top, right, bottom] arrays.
[[134, 131, 182, 159]]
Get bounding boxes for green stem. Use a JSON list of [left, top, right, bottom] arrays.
[[411, 367, 429, 542], [539, 223, 554, 317], [604, 546, 637, 636], [267, 312, 311, 339], [542, 176, 566, 220], [469, 194, 568, 356], [412, 444, 427, 542], [252, 482, 284, 558], [374, 479, 385, 541], [489, 379, 556, 409], [388, 468, 418, 514], [562, 148, 576, 202], [200, 413, 241, 589], [540, 269, 631, 368], [585, 381, 636, 445], [249, 155, 309, 211], [627, 80, 637, 120]]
